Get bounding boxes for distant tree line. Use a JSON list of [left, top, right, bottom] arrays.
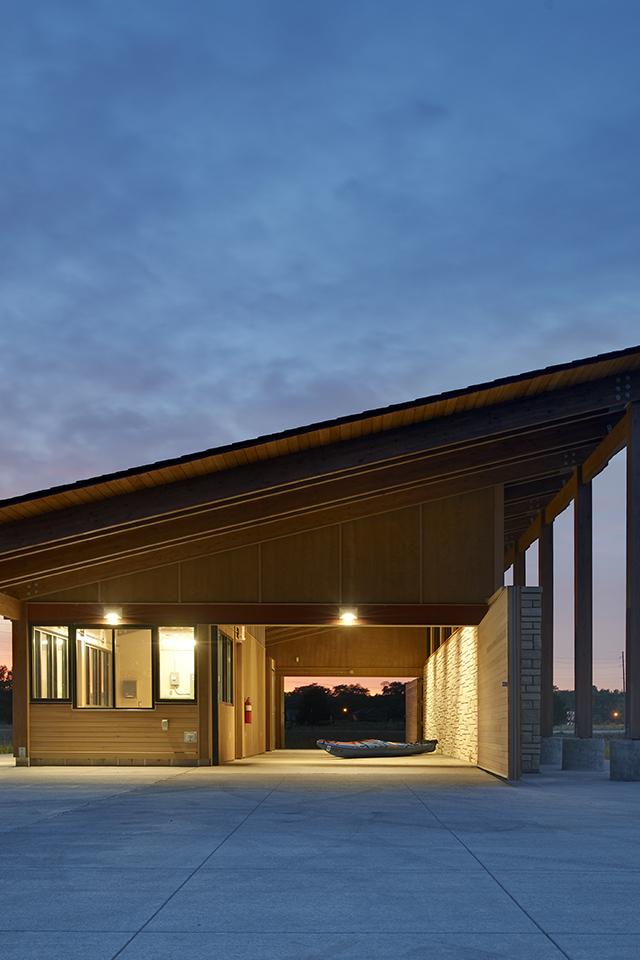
[[285, 682, 405, 726], [286, 682, 625, 729], [554, 686, 624, 726], [0, 665, 12, 724]]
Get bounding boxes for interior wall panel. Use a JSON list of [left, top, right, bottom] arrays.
[[33, 488, 500, 607]]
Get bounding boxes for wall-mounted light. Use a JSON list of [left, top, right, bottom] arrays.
[[104, 608, 122, 625], [339, 608, 358, 626]]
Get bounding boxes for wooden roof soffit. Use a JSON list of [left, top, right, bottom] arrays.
[[2, 345, 639, 527], [504, 410, 630, 567]]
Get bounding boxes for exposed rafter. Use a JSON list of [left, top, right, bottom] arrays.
[[504, 410, 630, 566]]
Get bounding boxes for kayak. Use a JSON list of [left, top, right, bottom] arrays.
[[316, 738, 438, 759]]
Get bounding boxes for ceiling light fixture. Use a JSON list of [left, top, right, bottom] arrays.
[[104, 609, 122, 625], [339, 608, 358, 626]]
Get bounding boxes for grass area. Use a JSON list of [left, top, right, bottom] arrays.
[[286, 720, 405, 749], [0, 723, 12, 753]]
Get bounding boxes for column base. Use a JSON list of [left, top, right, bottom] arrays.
[[540, 736, 563, 766], [561, 737, 605, 771], [610, 739, 640, 780]]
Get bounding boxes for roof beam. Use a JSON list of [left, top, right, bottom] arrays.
[[505, 410, 630, 563], [25, 600, 489, 628], [504, 476, 567, 506]]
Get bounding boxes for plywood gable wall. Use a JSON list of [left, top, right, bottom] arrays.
[[37, 486, 503, 606]]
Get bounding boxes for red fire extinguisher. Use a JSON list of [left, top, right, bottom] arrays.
[[244, 697, 253, 724]]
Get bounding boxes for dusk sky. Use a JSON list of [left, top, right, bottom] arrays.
[[1, 0, 639, 686]]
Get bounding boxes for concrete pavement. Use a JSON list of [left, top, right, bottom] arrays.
[[1, 751, 639, 959]]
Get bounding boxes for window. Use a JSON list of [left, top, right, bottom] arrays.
[[158, 627, 196, 700], [76, 628, 113, 707], [219, 630, 233, 704], [31, 627, 69, 700], [115, 628, 153, 708], [31, 623, 197, 708]]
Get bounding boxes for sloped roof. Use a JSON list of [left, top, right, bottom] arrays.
[[1, 342, 639, 524]]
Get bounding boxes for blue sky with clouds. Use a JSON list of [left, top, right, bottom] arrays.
[[1, 0, 639, 684]]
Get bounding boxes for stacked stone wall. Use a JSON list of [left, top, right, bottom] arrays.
[[423, 626, 478, 763], [422, 587, 542, 776]]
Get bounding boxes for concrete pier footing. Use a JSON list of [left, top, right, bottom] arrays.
[[540, 736, 563, 766], [561, 737, 605, 771], [610, 739, 640, 780]]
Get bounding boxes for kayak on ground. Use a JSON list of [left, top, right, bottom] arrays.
[[316, 738, 438, 759]]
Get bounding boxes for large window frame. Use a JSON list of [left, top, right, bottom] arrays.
[[75, 626, 114, 708], [30, 626, 71, 703], [155, 626, 198, 704], [29, 623, 198, 709], [218, 629, 234, 705]]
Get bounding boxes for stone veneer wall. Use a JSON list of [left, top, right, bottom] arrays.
[[518, 586, 542, 774], [422, 587, 542, 776], [424, 626, 478, 764]]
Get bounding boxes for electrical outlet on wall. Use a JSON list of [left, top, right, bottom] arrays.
[[184, 731, 197, 743]]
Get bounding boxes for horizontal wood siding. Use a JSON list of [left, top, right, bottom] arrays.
[[30, 703, 200, 764]]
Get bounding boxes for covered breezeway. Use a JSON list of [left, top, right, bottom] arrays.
[[1, 345, 640, 781]]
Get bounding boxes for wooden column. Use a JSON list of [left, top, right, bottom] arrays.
[[513, 549, 526, 587], [11, 618, 29, 764], [196, 624, 212, 764], [574, 469, 593, 738], [275, 674, 285, 749], [539, 521, 555, 738], [627, 403, 640, 738]]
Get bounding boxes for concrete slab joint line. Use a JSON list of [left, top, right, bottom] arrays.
[[5, 751, 640, 960], [106, 775, 285, 960]]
